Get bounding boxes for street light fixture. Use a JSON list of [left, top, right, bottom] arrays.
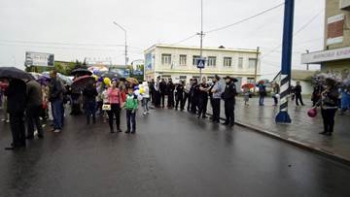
[[113, 21, 128, 68]]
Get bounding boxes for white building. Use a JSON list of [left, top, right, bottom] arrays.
[[144, 44, 260, 88]]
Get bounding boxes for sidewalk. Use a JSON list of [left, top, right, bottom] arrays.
[[211, 97, 350, 164]]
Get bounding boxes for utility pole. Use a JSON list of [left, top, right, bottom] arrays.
[[198, 0, 205, 83], [306, 50, 309, 70], [253, 46, 260, 93], [113, 22, 128, 68]]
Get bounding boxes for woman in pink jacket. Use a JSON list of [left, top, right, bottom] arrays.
[[107, 80, 123, 133]]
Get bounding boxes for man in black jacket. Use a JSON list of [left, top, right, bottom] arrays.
[[83, 82, 98, 124], [222, 76, 237, 127], [26, 80, 44, 139], [159, 78, 167, 108], [167, 78, 175, 108], [175, 81, 185, 111], [49, 70, 64, 133], [197, 77, 209, 119], [295, 81, 304, 106], [5, 79, 27, 150]]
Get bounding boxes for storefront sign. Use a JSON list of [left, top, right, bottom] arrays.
[[301, 46, 350, 64]]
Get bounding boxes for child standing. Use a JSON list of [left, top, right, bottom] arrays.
[[124, 86, 139, 134], [243, 87, 251, 106]]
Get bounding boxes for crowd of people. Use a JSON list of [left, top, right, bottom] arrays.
[[1, 69, 349, 150], [148, 75, 238, 126]]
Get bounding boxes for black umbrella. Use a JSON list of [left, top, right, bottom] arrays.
[[71, 68, 92, 76], [0, 67, 35, 81]]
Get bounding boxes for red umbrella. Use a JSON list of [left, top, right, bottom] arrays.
[[241, 83, 254, 89]]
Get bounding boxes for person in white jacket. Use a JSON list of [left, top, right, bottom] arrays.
[[141, 81, 150, 115]]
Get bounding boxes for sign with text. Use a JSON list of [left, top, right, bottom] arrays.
[[25, 51, 54, 67], [301, 46, 350, 64]]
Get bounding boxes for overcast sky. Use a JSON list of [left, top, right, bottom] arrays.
[[0, 0, 324, 78]]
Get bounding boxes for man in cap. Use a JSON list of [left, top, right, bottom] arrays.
[[221, 76, 237, 127], [211, 75, 222, 123]]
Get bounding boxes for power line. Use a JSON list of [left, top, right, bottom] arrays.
[[0, 39, 126, 47], [205, 2, 285, 34], [260, 9, 323, 60], [171, 34, 198, 45]]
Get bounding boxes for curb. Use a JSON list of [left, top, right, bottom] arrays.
[[235, 121, 350, 166], [212, 114, 350, 166]]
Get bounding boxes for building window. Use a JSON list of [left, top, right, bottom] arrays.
[[179, 55, 187, 66], [208, 56, 216, 67], [248, 58, 257, 69], [192, 55, 200, 66], [247, 77, 255, 84], [238, 57, 243, 68], [162, 54, 171, 65], [223, 57, 232, 67]]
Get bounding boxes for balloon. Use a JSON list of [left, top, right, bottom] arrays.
[[307, 108, 317, 118], [103, 77, 111, 86], [140, 88, 144, 94], [134, 89, 140, 96], [98, 77, 103, 82], [92, 75, 98, 81], [134, 85, 139, 91]]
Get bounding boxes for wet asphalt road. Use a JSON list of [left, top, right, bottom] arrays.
[[1, 109, 350, 197]]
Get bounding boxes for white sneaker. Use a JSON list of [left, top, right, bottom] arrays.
[[143, 112, 147, 115], [53, 129, 61, 133]]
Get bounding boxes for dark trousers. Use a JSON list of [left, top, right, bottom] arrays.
[[184, 93, 191, 111], [191, 97, 198, 114], [52, 100, 63, 130], [224, 100, 235, 126], [168, 92, 174, 108], [26, 105, 44, 137], [107, 104, 121, 131], [198, 97, 208, 117], [176, 95, 184, 110], [85, 101, 96, 124], [212, 98, 221, 122], [295, 93, 304, 105], [160, 93, 166, 107], [126, 109, 136, 131], [273, 96, 278, 105], [154, 91, 160, 107], [321, 108, 337, 133], [9, 112, 26, 147]]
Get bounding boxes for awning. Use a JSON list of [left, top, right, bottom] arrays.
[[301, 46, 350, 64]]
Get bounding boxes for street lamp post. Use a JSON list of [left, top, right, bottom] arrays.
[[113, 22, 128, 68]]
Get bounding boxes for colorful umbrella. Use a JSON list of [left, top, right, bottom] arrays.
[[242, 83, 254, 89], [71, 75, 95, 91], [126, 77, 139, 85]]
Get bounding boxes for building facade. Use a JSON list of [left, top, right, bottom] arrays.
[[302, 0, 350, 77], [144, 44, 260, 87]]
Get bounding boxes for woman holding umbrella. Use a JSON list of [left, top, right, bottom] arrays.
[[106, 80, 124, 133], [318, 78, 340, 136]]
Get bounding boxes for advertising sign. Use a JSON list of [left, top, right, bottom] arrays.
[[145, 53, 153, 71], [25, 51, 54, 67]]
